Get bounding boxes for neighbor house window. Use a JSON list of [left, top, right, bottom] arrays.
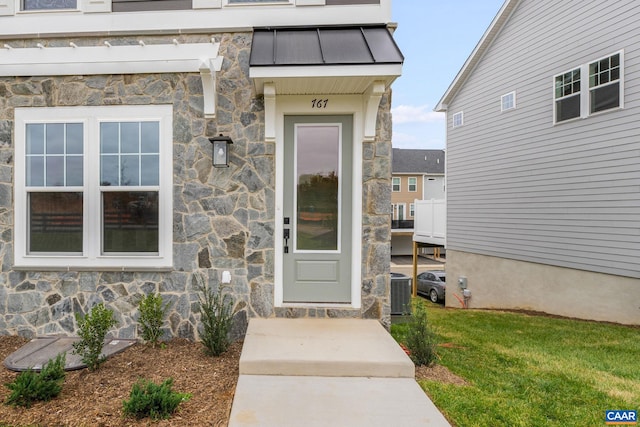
[[392, 203, 405, 221], [392, 177, 401, 192], [554, 68, 581, 122], [22, 0, 77, 10], [501, 91, 516, 111], [14, 105, 173, 269], [410, 203, 415, 218], [589, 53, 621, 114], [408, 177, 417, 192], [554, 51, 623, 123], [452, 111, 463, 128]]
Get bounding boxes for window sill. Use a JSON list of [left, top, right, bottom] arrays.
[[13, 264, 173, 272]]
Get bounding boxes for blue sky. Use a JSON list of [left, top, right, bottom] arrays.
[[390, 0, 505, 149]]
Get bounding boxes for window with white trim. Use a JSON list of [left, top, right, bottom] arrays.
[[392, 203, 405, 221], [408, 177, 417, 192], [554, 51, 623, 123], [452, 111, 463, 128], [14, 105, 173, 270], [392, 177, 401, 192], [409, 203, 415, 218], [501, 91, 516, 111], [22, 0, 77, 11]]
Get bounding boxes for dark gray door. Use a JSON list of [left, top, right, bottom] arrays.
[[283, 115, 353, 303]]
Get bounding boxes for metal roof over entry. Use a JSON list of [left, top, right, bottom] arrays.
[[249, 25, 404, 66], [248, 25, 404, 95]]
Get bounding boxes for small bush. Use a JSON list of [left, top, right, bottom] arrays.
[[122, 378, 191, 420], [405, 300, 438, 366], [72, 303, 118, 371], [138, 293, 168, 347], [195, 273, 234, 357], [5, 353, 66, 408]]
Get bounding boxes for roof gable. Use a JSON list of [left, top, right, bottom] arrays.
[[435, 0, 520, 111]]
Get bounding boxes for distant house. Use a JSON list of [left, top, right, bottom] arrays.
[[0, 0, 404, 338], [390, 148, 444, 256], [436, 0, 640, 325]]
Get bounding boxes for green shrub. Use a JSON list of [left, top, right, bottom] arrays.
[[138, 293, 168, 347], [5, 353, 66, 408], [122, 378, 191, 420], [72, 303, 118, 371], [405, 300, 438, 366], [195, 274, 234, 357]]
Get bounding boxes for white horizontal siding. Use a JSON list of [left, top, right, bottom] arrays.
[[446, 0, 640, 278]]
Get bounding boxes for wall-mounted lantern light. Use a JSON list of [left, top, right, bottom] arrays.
[[209, 134, 233, 168]]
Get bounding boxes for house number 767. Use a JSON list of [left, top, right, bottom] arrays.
[[311, 99, 329, 109]]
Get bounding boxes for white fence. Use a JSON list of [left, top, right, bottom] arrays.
[[413, 199, 446, 246]]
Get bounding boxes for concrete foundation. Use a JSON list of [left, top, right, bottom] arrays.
[[445, 250, 640, 325]]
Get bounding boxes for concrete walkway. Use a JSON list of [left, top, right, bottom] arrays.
[[228, 318, 451, 427]]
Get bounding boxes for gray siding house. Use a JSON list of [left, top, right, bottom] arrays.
[[436, 0, 639, 325], [0, 0, 403, 338]]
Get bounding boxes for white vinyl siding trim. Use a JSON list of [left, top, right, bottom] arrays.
[[452, 111, 464, 128], [444, 0, 640, 279], [14, 105, 173, 270], [0, 0, 14, 15]]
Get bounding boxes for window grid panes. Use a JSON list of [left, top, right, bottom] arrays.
[[589, 53, 621, 114], [553, 51, 623, 123], [392, 177, 400, 192], [452, 112, 463, 128], [501, 92, 516, 111], [100, 122, 160, 187], [16, 105, 171, 268], [408, 177, 417, 192], [554, 68, 581, 122], [26, 123, 83, 187]]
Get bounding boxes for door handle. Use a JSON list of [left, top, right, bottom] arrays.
[[283, 228, 290, 253]]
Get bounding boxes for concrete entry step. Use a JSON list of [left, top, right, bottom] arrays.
[[239, 318, 414, 378], [230, 375, 451, 427], [3, 336, 136, 371]]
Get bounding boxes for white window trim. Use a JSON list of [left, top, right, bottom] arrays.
[[14, 105, 173, 271], [452, 111, 464, 128], [392, 177, 401, 192], [409, 203, 415, 218], [553, 50, 624, 125], [392, 203, 406, 221], [501, 91, 516, 112], [408, 176, 417, 192]]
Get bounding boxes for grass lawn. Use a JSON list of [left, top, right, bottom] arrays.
[[391, 300, 640, 427]]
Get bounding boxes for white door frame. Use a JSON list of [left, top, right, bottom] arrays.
[[273, 94, 365, 309]]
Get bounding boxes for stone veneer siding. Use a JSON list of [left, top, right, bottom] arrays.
[[0, 32, 393, 340]]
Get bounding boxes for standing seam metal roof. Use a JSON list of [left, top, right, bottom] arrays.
[[249, 25, 404, 67]]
